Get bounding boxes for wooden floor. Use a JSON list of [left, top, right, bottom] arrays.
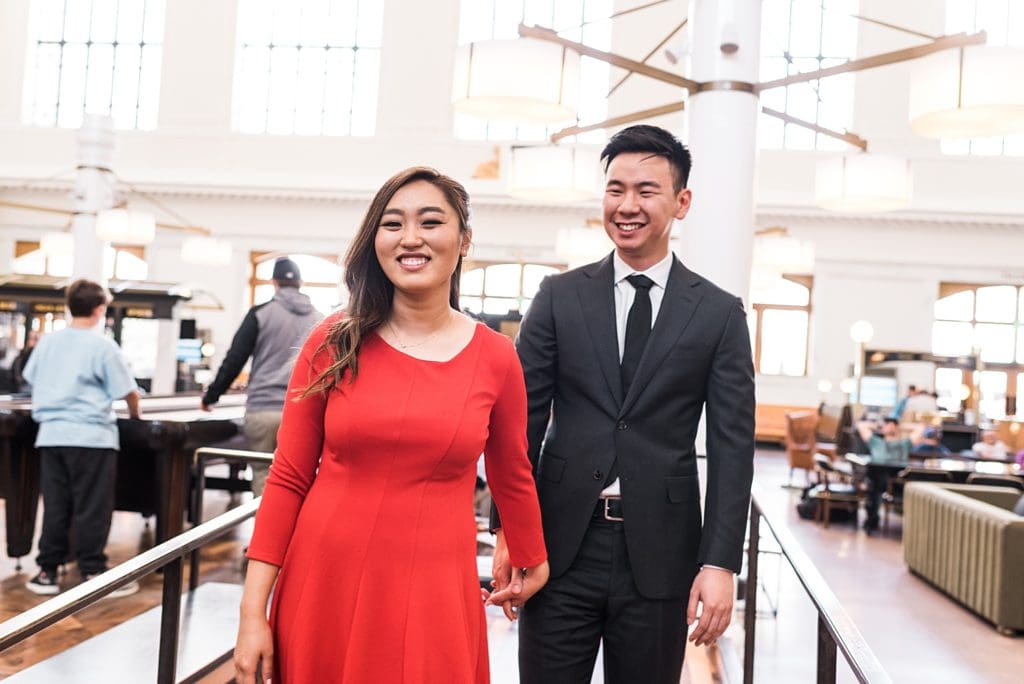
[[1, 450, 1020, 682]]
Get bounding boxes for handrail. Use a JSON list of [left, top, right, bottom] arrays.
[[744, 485, 891, 683], [0, 499, 259, 682], [0, 445, 274, 683], [188, 447, 274, 590]]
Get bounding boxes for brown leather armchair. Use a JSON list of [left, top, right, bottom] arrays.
[[784, 410, 818, 485]]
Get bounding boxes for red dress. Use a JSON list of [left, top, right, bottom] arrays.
[[246, 315, 546, 683]]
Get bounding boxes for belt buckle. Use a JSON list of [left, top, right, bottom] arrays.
[[603, 497, 624, 522]]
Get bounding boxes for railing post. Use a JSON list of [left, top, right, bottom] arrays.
[[743, 500, 760, 684], [157, 557, 184, 684], [816, 614, 837, 684], [188, 451, 206, 591]]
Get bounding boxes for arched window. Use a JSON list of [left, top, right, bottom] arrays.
[[25, 0, 166, 129], [749, 275, 812, 376], [759, 0, 858, 150], [942, 0, 1024, 156], [233, 0, 384, 135], [933, 283, 1024, 418], [454, 0, 612, 143], [250, 252, 342, 315], [459, 262, 561, 315], [13, 240, 148, 280]]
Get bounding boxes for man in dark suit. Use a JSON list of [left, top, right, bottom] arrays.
[[489, 124, 755, 683]]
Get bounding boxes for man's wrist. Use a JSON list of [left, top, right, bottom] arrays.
[[700, 564, 734, 574]]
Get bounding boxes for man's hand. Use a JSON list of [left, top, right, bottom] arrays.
[[486, 559, 549, 622], [200, 400, 212, 413], [686, 566, 735, 647]]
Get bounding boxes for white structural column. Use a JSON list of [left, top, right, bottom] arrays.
[[72, 115, 117, 281], [678, 0, 762, 300]]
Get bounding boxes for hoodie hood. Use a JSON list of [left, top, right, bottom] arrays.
[[274, 286, 317, 316]]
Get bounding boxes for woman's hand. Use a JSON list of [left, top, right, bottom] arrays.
[[234, 611, 274, 683], [486, 559, 550, 621]]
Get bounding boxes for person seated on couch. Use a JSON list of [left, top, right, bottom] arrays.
[[972, 429, 1008, 461]]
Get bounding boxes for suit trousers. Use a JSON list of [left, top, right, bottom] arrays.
[[36, 446, 117, 575], [519, 516, 688, 684], [243, 409, 281, 496]]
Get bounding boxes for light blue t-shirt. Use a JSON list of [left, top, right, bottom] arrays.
[[22, 327, 138, 450]]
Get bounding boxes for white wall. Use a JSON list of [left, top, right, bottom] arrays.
[[0, 0, 1022, 403]]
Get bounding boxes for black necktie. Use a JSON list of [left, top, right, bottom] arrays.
[[621, 274, 654, 396], [604, 274, 654, 488]]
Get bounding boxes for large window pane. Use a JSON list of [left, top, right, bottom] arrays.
[[975, 285, 1017, 322], [484, 264, 522, 297], [233, 0, 382, 136], [757, 0, 857, 151], [522, 265, 558, 298], [26, 0, 164, 130], [461, 268, 484, 296], [758, 310, 808, 376], [978, 370, 1008, 420], [975, 323, 1016, 363], [932, 321, 974, 356], [934, 290, 974, 321], [934, 367, 965, 412]]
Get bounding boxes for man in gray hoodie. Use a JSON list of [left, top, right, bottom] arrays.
[[201, 257, 323, 495]]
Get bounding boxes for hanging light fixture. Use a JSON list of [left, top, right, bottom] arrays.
[[509, 145, 601, 201], [909, 45, 1024, 138], [555, 219, 613, 268], [752, 227, 814, 275], [181, 236, 232, 266], [40, 231, 74, 257], [95, 208, 156, 245], [815, 154, 912, 212], [452, 38, 580, 123]]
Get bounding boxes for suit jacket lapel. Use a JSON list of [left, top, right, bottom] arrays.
[[577, 254, 623, 409], [620, 257, 703, 415]]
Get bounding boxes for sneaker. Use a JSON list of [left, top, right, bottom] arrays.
[[81, 573, 140, 598], [26, 569, 60, 595]]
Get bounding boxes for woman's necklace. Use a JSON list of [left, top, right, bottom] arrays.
[[386, 312, 453, 350]]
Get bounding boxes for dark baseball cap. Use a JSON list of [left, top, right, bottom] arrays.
[[272, 257, 301, 281]]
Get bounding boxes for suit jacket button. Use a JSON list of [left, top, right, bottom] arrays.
[[593, 469, 603, 480], [617, 421, 628, 431]]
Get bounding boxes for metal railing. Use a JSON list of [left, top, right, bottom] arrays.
[[188, 447, 274, 590], [0, 500, 258, 683], [743, 486, 891, 683], [0, 447, 274, 684]]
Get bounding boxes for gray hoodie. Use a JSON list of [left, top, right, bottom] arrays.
[[203, 287, 324, 411]]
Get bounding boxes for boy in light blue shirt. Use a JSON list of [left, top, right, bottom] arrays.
[[23, 279, 142, 596]]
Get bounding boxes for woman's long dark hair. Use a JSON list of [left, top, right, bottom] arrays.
[[299, 167, 471, 397]]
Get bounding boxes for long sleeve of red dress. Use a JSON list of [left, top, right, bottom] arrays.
[[245, 315, 545, 683]]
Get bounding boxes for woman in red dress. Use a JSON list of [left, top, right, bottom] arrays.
[[233, 167, 548, 683]]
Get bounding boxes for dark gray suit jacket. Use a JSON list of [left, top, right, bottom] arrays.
[[496, 253, 755, 600]]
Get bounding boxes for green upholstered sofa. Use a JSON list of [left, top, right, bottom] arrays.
[[903, 483, 1024, 634]]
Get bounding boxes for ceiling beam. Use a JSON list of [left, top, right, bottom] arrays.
[[757, 31, 987, 92], [519, 23, 700, 92], [760, 107, 868, 150], [607, 20, 688, 97], [550, 101, 686, 143]]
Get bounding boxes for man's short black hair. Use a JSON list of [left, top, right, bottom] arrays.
[[600, 124, 692, 193], [883, 417, 899, 426], [66, 279, 110, 317]]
